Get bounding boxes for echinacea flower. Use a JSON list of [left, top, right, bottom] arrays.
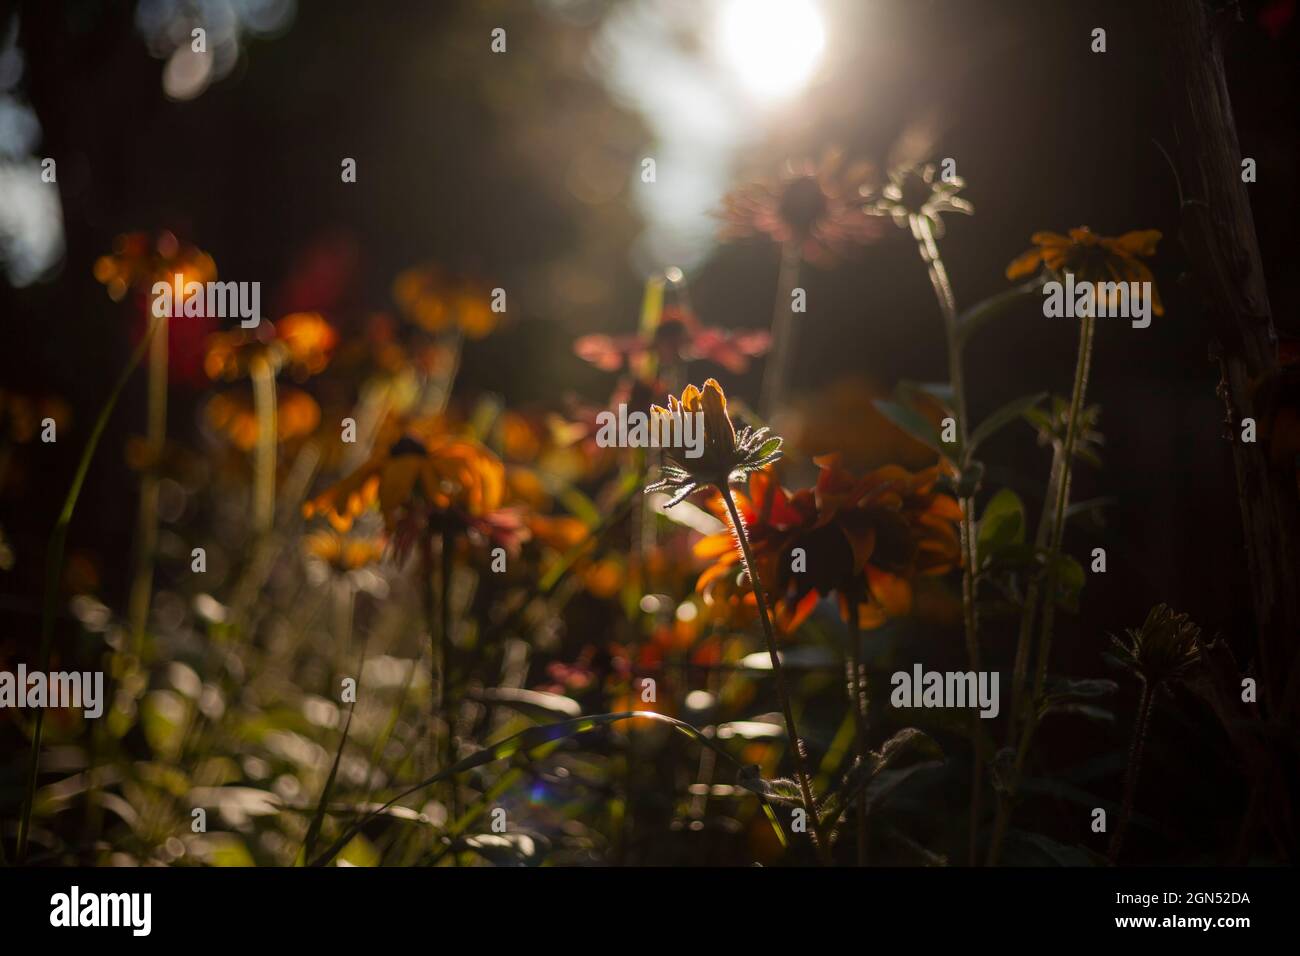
[[863, 163, 974, 238], [574, 305, 771, 376], [302, 528, 386, 575], [1005, 227, 1164, 316], [718, 151, 880, 266], [646, 379, 783, 506], [392, 265, 498, 339]]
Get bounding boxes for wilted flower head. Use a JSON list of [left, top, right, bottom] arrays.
[[1006, 227, 1163, 315], [646, 379, 782, 506], [718, 151, 880, 266], [1109, 604, 1202, 688], [863, 163, 973, 238]]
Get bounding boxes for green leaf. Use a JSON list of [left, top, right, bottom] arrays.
[[1049, 554, 1086, 612], [896, 380, 955, 416], [819, 727, 944, 830], [872, 399, 944, 454], [976, 488, 1026, 565], [955, 277, 1044, 347], [968, 392, 1048, 455], [468, 687, 583, 721]]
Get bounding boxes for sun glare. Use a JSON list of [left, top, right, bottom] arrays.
[[716, 0, 827, 102]]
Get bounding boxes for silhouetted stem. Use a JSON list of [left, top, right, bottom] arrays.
[[1109, 682, 1153, 864], [912, 214, 984, 864], [843, 588, 869, 865], [760, 242, 802, 419], [719, 483, 831, 863]]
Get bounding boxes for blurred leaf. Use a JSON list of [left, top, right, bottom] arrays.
[[337, 834, 380, 867], [969, 393, 1047, 456], [302, 699, 356, 864], [461, 831, 550, 866], [1003, 829, 1106, 866], [310, 711, 741, 867], [1048, 553, 1085, 612], [977, 488, 1026, 565], [141, 690, 188, 761], [872, 399, 944, 454], [469, 687, 582, 721], [956, 277, 1044, 346], [739, 646, 838, 671], [897, 380, 955, 415], [819, 728, 944, 830]]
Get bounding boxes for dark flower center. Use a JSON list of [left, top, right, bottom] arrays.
[[779, 176, 828, 234], [389, 435, 428, 458], [897, 171, 933, 213]]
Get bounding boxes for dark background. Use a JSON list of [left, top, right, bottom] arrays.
[[2, 0, 1297, 861]]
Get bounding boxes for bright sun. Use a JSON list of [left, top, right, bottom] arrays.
[[716, 0, 827, 102]]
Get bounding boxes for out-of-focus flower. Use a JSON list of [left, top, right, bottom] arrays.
[[93, 230, 216, 303], [1005, 227, 1163, 315], [303, 528, 386, 575], [393, 265, 498, 339], [1109, 604, 1201, 689], [575, 305, 771, 376], [864, 163, 973, 238], [646, 379, 783, 506], [303, 414, 510, 552], [695, 457, 961, 632], [204, 312, 338, 382], [0, 390, 71, 444], [718, 151, 880, 267], [206, 388, 320, 452]]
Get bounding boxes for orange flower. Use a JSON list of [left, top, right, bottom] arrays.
[[303, 416, 506, 538], [392, 265, 499, 339], [205, 388, 320, 452], [694, 457, 961, 632], [93, 230, 216, 302], [303, 529, 386, 574], [204, 312, 338, 381], [1006, 227, 1164, 315], [718, 150, 880, 267], [276, 312, 339, 378]]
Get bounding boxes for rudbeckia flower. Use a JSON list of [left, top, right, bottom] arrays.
[[1005, 227, 1164, 315], [205, 388, 321, 452], [694, 457, 961, 632], [302, 529, 386, 575], [645, 379, 783, 505], [718, 150, 880, 267]]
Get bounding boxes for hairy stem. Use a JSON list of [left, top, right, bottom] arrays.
[[912, 214, 984, 864], [720, 483, 831, 863], [1109, 681, 1153, 864]]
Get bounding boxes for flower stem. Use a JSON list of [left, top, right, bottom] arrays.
[[250, 353, 278, 536], [843, 588, 869, 865], [17, 314, 162, 862], [1108, 681, 1153, 864], [912, 214, 984, 865], [987, 307, 1097, 866], [720, 482, 832, 864], [128, 315, 168, 654], [759, 242, 802, 419]]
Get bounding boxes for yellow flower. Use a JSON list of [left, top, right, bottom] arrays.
[[1006, 227, 1163, 315], [205, 388, 320, 452], [303, 529, 386, 574]]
